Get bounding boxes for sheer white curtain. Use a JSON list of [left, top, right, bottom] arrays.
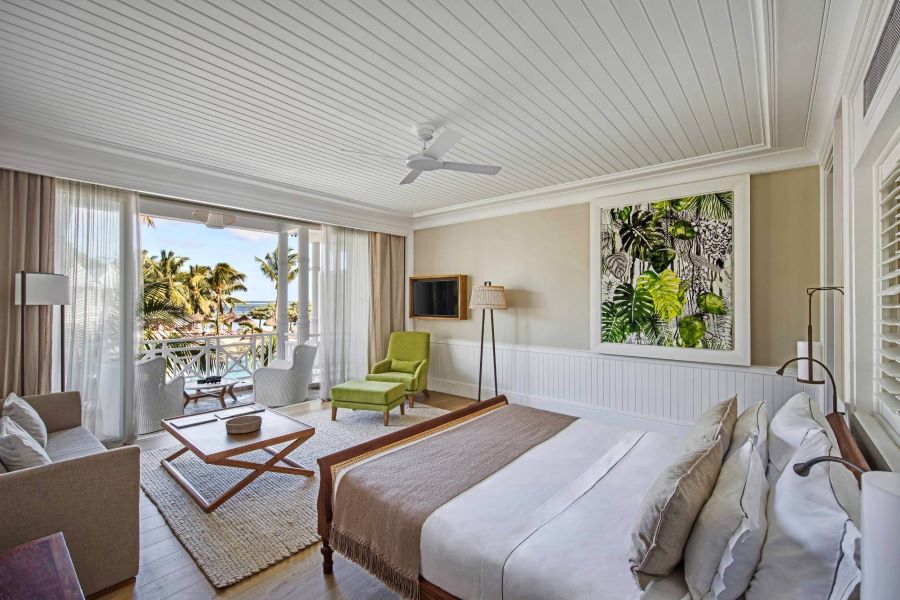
[[319, 225, 370, 397], [55, 181, 140, 445]]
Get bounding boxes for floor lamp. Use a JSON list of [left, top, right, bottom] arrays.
[[14, 272, 71, 395], [470, 282, 507, 401]]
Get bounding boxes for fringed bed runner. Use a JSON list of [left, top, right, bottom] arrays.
[[330, 404, 577, 599]]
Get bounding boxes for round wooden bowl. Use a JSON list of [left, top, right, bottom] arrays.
[[226, 414, 261, 435]]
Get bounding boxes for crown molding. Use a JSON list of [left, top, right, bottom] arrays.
[[412, 145, 817, 230], [0, 120, 413, 236]]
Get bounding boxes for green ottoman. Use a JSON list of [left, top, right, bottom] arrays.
[[330, 380, 406, 426]]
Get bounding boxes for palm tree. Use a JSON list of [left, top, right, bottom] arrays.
[[180, 264, 212, 317], [141, 281, 188, 335], [255, 247, 298, 324], [146, 249, 191, 311], [207, 262, 248, 335]]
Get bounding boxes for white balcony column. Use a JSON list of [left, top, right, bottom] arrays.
[[276, 228, 289, 358], [297, 225, 310, 344], [310, 239, 321, 339]]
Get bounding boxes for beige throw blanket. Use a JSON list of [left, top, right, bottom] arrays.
[[330, 404, 576, 599]]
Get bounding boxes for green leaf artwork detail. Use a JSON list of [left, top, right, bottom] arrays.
[[677, 315, 707, 347], [619, 211, 665, 261], [668, 219, 696, 240], [599, 188, 735, 352], [636, 269, 684, 321], [611, 283, 654, 332], [696, 291, 726, 315], [601, 301, 628, 343]]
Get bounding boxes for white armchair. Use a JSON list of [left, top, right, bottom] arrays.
[[253, 342, 318, 407], [135, 357, 185, 434]]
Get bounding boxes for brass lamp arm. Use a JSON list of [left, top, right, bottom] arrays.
[[776, 356, 838, 414]]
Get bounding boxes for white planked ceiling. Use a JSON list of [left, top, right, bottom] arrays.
[[0, 0, 840, 216]]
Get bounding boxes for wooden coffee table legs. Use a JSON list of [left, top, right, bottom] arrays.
[[161, 436, 313, 513], [182, 382, 241, 409]]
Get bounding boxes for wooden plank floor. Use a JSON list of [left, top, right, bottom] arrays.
[[99, 392, 472, 600]]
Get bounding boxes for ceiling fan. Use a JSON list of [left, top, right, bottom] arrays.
[[344, 123, 502, 185]]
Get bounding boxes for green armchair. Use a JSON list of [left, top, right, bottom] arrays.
[[366, 331, 430, 407]]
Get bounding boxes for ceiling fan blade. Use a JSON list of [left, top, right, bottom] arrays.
[[400, 170, 422, 185], [424, 129, 463, 159], [338, 149, 402, 160], [440, 162, 502, 175]]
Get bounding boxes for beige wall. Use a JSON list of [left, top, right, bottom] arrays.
[[414, 204, 590, 349], [750, 166, 820, 366], [414, 166, 820, 366]]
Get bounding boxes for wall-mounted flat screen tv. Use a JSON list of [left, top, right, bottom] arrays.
[[409, 275, 468, 319]]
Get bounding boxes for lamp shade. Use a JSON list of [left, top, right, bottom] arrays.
[[14, 273, 70, 306], [470, 284, 507, 310], [861, 471, 900, 599]]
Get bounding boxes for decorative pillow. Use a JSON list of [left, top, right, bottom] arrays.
[[745, 430, 860, 600], [767, 392, 833, 484], [2, 393, 47, 447], [727, 401, 768, 467], [0, 416, 52, 471], [391, 358, 422, 374], [629, 439, 724, 589], [684, 437, 768, 600], [683, 396, 737, 455]]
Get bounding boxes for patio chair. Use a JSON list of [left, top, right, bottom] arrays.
[[134, 356, 185, 434], [253, 342, 318, 407]]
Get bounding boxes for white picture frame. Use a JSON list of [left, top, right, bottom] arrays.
[[589, 174, 751, 366]]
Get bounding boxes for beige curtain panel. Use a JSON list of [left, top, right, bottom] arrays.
[[369, 232, 406, 367], [0, 169, 55, 396]]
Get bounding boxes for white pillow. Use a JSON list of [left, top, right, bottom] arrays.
[[767, 392, 833, 484], [2, 393, 47, 447], [745, 430, 860, 600], [727, 401, 768, 467], [0, 416, 52, 471], [684, 437, 768, 600]]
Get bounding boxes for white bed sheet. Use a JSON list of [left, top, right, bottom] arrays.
[[419, 418, 688, 600]]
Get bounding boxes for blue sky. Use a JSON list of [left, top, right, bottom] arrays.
[[141, 217, 294, 301]]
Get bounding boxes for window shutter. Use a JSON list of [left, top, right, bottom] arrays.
[[878, 160, 900, 436]]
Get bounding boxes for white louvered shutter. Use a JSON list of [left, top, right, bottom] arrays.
[[878, 160, 900, 436]]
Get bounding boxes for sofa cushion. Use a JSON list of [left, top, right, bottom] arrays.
[[3, 393, 48, 447], [45, 426, 106, 462], [0, 416, 52, 471], [366, 371, 417, 390]]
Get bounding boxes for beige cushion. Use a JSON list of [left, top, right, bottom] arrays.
[[0, 416, 52, 471], [684, 396, 737, 455], [727, 401, 769, 466], [45, 426, 107, 462], [629, 439, 724, 589], [3, 393, 48, 447], [684, 438, 768, 600]]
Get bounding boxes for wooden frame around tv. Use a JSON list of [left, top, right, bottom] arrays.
[[408, 274, 468, 320]]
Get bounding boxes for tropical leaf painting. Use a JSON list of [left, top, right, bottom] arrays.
[[599, 190, 735, 350]]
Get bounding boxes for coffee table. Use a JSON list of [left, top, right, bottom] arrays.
[[160, 405, 315, 513], [182, 378, 248, 409]]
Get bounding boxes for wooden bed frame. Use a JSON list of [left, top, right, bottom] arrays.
[[316, 396, 868, 600]]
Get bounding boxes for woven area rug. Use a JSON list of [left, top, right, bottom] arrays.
[[139, 403, 447, 588]]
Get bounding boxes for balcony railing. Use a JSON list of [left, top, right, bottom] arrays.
[[139, 332, 319, 381]]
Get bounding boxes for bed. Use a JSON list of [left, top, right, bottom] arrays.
[[316, 395, 865, 600]]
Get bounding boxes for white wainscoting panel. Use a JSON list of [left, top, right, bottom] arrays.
[[427, 338, 825, 434]]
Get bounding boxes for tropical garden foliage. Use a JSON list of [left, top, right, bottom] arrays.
[[141, 247, 297, 338], [599, 191, 735, 349]]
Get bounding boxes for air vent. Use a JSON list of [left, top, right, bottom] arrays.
[[865, 0, 900, 115]]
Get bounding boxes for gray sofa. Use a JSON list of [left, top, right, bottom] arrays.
[[0, 391, 140, 596]]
